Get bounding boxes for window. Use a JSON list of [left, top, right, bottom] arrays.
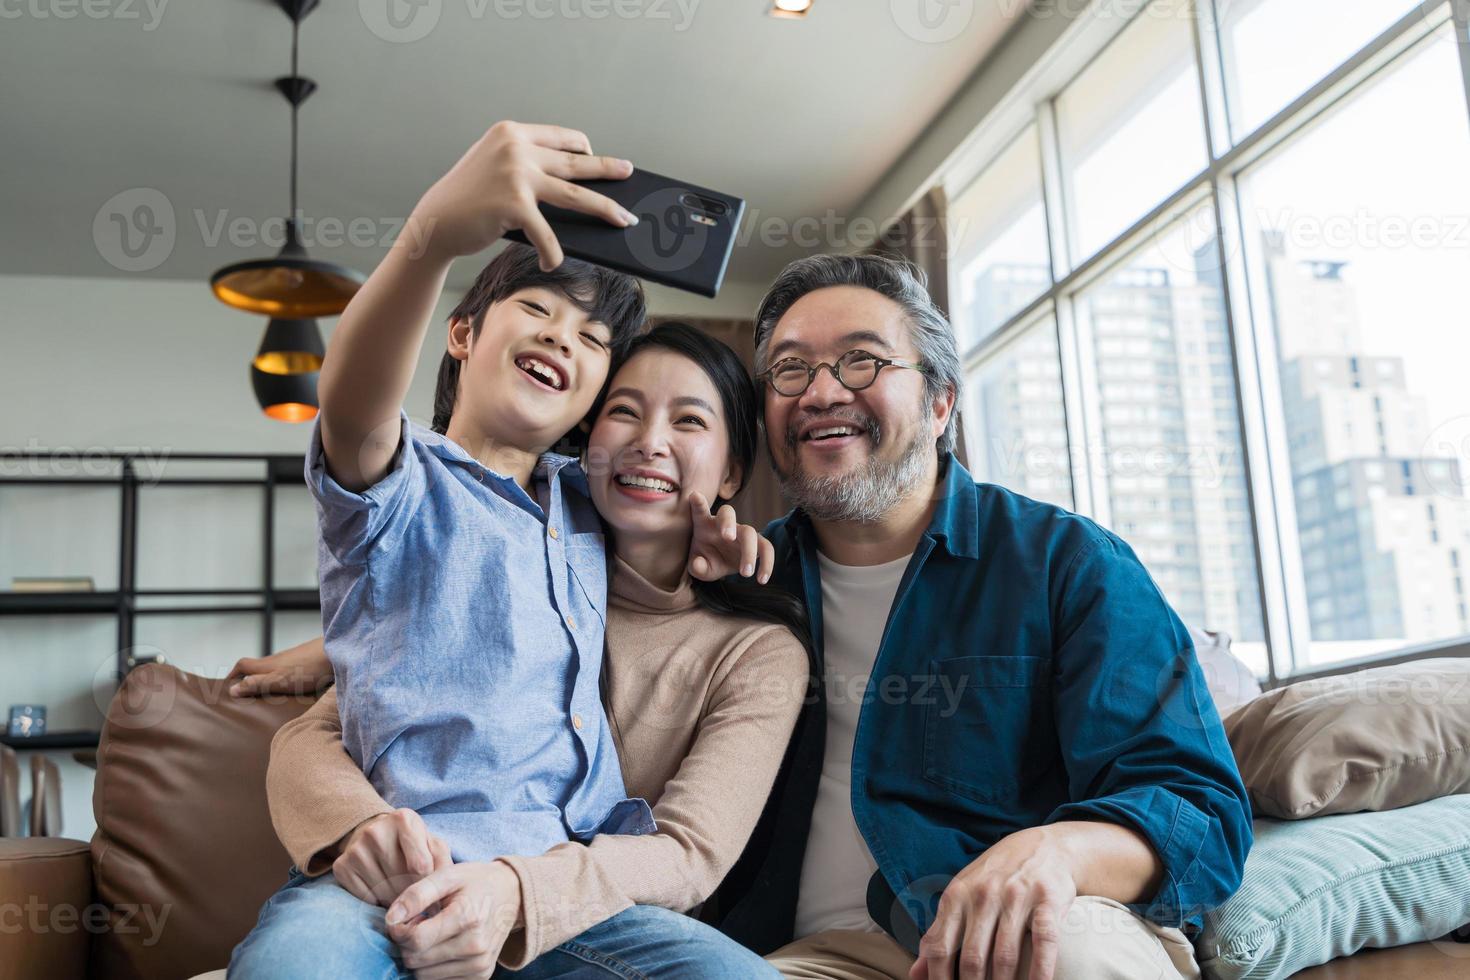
[[950, 0, 1470, 680], [950, 126, 1051, 349], [1056, 6, 1209, 262], [1213, 0, 1424, 142], [963, 318, 1073, 510], [1074, 207, 1266, 669], [1238, 24, 1470, 668]]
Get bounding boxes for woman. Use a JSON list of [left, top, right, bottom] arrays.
[[229, 323, 811, 979]]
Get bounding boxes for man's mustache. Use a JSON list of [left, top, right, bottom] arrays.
[[784, 409, 882, 451]]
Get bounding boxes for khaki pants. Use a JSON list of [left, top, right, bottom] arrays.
[[766, 896, 1200, 980]]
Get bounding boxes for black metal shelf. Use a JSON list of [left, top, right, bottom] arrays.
[[0, 730, 102, 750], [2, 451, 321, 671], [0, 592, 122, 615]]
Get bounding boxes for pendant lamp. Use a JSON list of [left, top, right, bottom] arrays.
[[210, 0, 364, 317], [251, 317, 324, 423]]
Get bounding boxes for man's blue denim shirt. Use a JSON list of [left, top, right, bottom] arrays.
[[717, 454, 1251, 953], [306, 413, 654, 863]]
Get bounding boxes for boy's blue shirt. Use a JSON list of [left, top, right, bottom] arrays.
[[306, 411, 654, 863]]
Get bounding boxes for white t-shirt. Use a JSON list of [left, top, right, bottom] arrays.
[[793, 549, 912, 938]]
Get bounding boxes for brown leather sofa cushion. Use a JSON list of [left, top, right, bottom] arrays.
[[90, 664, 316, 980], [0, 837, 93, 980]]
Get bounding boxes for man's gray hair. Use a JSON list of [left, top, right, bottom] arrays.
[[753, 253, 964, 457]]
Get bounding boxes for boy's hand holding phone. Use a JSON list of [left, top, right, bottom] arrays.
[[409, 120, 639, 272]]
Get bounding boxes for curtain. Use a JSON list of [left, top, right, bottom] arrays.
[[863, 185, 969, 467]]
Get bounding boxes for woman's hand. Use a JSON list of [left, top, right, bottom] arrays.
[[408, 120, 638, 271], [387, 860, 524, 980], [330, 808, 452, 909], [227, 636, 334, 698], [687, 491, 776, 584]]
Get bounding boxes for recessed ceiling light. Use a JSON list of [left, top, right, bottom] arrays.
[[771, 0, 812, 18]]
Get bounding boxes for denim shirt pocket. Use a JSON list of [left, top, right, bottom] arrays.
[[564, 532, 608, 627], [922, 655, 1050, 804]]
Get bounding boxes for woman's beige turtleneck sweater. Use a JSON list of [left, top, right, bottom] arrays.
[[265, 554, 809, 968]]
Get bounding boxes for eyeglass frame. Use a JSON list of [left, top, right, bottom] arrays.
[[756, 348, 929, 397]]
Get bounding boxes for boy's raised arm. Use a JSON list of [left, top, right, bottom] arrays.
[[317, 121, 639, 492]]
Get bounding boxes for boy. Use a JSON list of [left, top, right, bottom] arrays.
[[311, 121, 651, 871], [229, 121, 764, 979]]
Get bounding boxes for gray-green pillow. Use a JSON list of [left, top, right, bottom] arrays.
[[1196, 794, 1470, 980]]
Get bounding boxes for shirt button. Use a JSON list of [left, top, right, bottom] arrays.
[[572, 714, 584, 731], [566, 617, 576, 630], [549, 527, 559, 539]]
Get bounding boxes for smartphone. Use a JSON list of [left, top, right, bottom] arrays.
[[504, 168, 745, 298]]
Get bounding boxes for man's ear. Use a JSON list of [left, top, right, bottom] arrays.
[[930, 383, 957, 442], [446, 316, 473, 362]]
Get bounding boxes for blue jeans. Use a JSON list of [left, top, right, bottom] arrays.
[[228, 868, 778, 979]]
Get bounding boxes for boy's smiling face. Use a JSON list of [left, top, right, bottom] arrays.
[[447, 286, 615, 453]]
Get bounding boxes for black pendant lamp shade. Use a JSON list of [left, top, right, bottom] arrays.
[[211, 0, 363, 318], [252, 317, 324, 423], [212, 216, 363, 317]]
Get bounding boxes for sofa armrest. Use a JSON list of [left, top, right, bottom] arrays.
[[0, 837, 94, 980]]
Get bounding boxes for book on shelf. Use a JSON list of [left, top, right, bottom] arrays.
[[10, 576, 96, 593]]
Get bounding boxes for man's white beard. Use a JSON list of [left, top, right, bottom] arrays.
[[779, 403, 935, 524]]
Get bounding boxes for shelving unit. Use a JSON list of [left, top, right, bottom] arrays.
[[0, 730, 101, 750], [2, 452, 322, 747]]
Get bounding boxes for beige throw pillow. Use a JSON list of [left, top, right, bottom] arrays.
[[1223, 658, 1470, 819]]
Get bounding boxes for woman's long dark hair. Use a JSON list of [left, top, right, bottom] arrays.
[[603, 322, 811, 657]]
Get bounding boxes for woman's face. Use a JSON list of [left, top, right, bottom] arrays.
[[587, 348, 742, 540]]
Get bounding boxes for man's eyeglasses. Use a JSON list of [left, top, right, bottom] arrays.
[[757, 349, 927, 398]]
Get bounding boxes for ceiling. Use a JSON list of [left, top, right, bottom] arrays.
[[1, 0, 1022, 306]]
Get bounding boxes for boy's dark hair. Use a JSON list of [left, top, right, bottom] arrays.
[[431, 243, 647, 435]]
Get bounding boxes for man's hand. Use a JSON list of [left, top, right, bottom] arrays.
[[387, 860, 523, 980], [911, 826, 1078, 980], [687, 491, 775, 584], [409, 120, 638, 271], [331, 809, 452, 909], [227, 636, 333, 698]]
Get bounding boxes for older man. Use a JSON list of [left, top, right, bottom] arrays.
[[705, 253, 1251, 980]]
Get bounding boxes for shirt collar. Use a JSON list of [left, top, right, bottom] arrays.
[[414, 420, 585, 490]]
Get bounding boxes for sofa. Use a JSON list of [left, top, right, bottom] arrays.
[[0, 661, 1464, 979]]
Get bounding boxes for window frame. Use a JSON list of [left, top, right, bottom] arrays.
[[947, 0, 1470, 685]]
